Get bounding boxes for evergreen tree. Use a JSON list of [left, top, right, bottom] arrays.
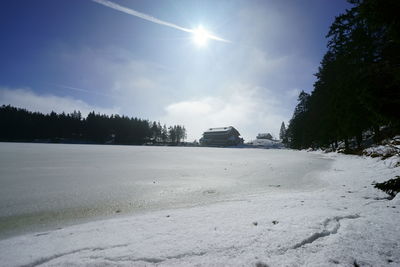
[[287, 0, 400, 150], [0, 105, 187, 146], [279, 122, 286, 141], [168, 126, 176, 144], [161, 124, 168, 143]]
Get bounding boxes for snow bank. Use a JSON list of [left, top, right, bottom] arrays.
[[363, 145, 399, 158], [0, 152, 399, 266], [361, 135, 400, 168], [363, 143, 400, 168]]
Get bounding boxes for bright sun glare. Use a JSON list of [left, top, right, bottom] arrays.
[[192, 26, 210, 47]]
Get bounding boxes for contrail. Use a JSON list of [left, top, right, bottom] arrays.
[[92, 0, 230, 43], [50, 83, 113, 97]]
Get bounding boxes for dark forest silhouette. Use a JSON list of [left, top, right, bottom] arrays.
[[0, 105, 186, 145], [286, 0, 400, 151]]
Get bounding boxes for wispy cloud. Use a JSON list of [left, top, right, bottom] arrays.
[[92, 0, 230, 43], [0, 87, 119, 116]]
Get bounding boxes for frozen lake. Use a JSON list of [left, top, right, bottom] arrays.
[[0, 143, 331, 239]]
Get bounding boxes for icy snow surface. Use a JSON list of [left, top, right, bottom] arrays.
[[0, 143, 399, 266], [0, 143, 329, 239]]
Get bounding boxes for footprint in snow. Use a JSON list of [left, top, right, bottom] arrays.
[[203, 189, 216, 195], [268, 184, 281, 188]]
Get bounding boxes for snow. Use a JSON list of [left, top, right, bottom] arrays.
[[0, 143, 329, 239], [363, 145, 400, 158], [383, 155, 400, 169], [392, 193, 400, 205], [363, 143, 400, 168], [203, 127, 234, 133], [0, 146, 400, 266]]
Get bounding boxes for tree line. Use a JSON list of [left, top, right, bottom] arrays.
[[286, 0, 400, 151], [0, 105, 187, 145]]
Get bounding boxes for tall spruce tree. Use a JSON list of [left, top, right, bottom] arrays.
[[279, 122, 286, 141], [287, 0, 400, 150]]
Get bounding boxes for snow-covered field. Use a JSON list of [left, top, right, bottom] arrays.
[[0, 143, 399, 266]]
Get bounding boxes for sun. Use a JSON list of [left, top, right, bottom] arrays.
[[192, 26, 210, 47]]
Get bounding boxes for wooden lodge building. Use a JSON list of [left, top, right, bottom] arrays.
[[200, 126, 244, 147]]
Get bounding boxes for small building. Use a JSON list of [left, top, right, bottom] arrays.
[[256, 133, 273, 140], [200, 126, 244, 147]]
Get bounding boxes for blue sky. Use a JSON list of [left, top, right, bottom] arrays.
[[0, 0, 351, 141]]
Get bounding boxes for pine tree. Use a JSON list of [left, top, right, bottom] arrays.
[[0, 105, 187, 146], [161, 124, 168, 143], [286, 0, 400, 150], [279, 122, 286, 141]]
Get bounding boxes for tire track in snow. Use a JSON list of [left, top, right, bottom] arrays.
[[21, 244, 128, 267], [292, 214, 360, 249], [103, 250, 208, 264]]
